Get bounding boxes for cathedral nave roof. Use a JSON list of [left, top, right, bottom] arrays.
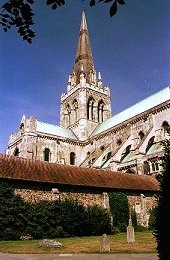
[[92, 86, 170, 136]]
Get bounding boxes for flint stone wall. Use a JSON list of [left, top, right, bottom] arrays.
[[14, 187, 157, 227]]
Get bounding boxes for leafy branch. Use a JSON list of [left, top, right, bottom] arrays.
[[0, 0, 125, 43], [90, 0, 125, 17]]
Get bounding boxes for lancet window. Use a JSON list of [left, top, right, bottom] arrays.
[[87, 97, 95, 121], [73, 99, 78, 122], [44, 148, 51, 162], [14, 147, 19, 156], [98, 100, 104, 123], [66, 104, 71, 125], [70, 152, 76, 165]]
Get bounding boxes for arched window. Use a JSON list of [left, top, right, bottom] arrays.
[[152, 163, 155, 172], [20, 123, 24, 134], [73, 99, 78, 122], [44, 148, 51, 162], [98, 100, 104, 123], [70, 152, 76, 165], [14, 147, 19, 156], [87, 97, 95, 121], [155, 162, 159, 171], [138, 131, 144, 140], [66, 104, 71, 124]]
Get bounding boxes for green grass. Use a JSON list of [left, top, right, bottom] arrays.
[[0, 231, 157, 254]]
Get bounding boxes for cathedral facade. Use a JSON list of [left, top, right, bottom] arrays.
[[6, 11, 170, 176]]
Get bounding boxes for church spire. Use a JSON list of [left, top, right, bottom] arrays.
[[72, 10, 95, 85]]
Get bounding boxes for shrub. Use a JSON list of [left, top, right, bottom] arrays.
[[58, 198, 88, 237], [86, 205, 112, 236], [27, 200, 61, 239], [0, 182, 30, 240]]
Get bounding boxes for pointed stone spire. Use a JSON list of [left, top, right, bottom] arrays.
[[72, 10, 95, 85]]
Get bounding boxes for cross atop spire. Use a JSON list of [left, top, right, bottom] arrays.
[[71, 10, 95, 85]]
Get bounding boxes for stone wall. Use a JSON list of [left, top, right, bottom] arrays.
[[14, 187, 157, 227], [14, 188, 109, 208]]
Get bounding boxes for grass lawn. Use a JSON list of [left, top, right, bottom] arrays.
[[0, 231, 157, 254]]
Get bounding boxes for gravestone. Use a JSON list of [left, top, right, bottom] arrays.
[[100, 233, 110, 252], [127, 219, 135, 243]]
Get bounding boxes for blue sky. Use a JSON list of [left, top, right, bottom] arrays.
[[0, 0, 170, 153]]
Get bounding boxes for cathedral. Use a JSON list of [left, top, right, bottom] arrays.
[[6, 10, 170, 176]]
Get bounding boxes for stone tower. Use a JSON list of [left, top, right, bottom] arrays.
[[60, 10, 112, 141]]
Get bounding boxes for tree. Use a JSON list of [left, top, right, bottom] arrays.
[[154, 126, 170, 260], [109, 192, 129, 232], [0, 0, 125, 43]]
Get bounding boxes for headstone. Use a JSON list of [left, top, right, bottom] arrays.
[[100, 233, 110, 252], [127, 219, 135, 243]]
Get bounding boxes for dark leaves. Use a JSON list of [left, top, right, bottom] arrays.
[[46, 0, 65, 9], [27, 0, 34, 4], [90, 0, 95, 6], [110, 0, 117, 17], [0, 0, 35, 43], [117, 0, 125, 5], [91, 0, 126, 16]]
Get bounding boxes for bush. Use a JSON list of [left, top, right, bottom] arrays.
[[58, 198, 89, 237], [27, 201, 61, 239], [86, 205, 112, 236], [0, 182, 30, 240]]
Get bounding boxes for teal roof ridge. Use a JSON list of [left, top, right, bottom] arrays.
[[92, 86, 170, 136], [37, 121, 78, 140]]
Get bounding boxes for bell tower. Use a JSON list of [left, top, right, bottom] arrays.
[[60, 10, 112, 141]]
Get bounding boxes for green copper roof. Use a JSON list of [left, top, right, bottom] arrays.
[[92, 86, 170, 136], [37, 121, 78, 140]]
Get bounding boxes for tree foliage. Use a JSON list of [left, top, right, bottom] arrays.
[[154, 126, 170, 260], [0, 0, 126, 43], [109, 192, 129, 232]]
